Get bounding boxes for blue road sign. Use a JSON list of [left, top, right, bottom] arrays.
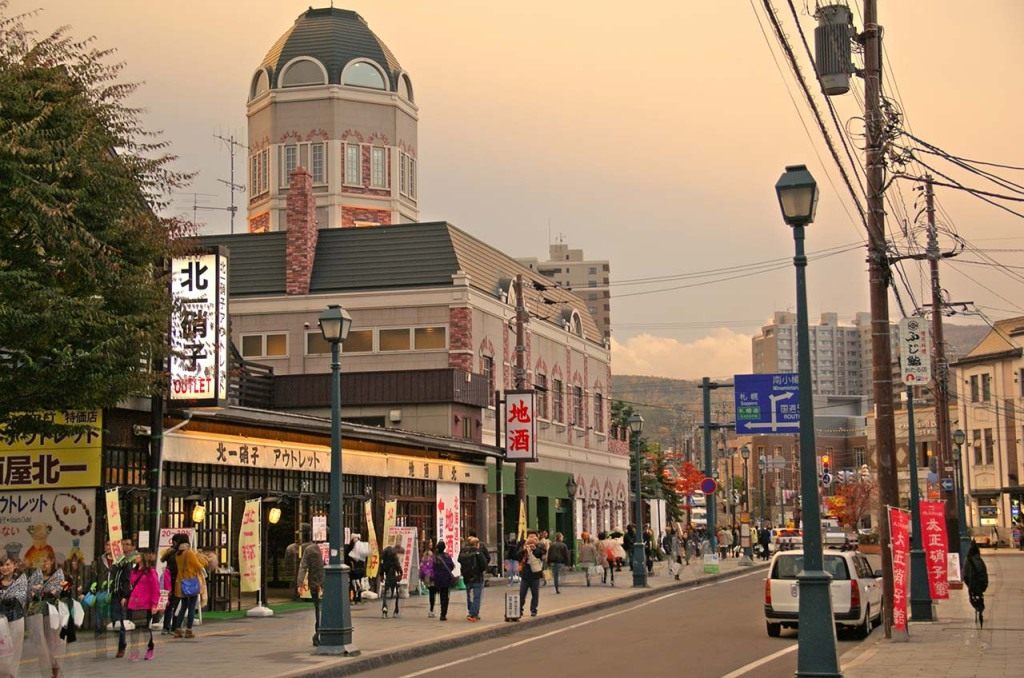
[[941, 478, 954, 491], [701, 477, 718, 495], [734, 373, 800, 435]]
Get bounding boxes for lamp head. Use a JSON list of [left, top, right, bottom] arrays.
[[268, 507, 282, 525], [566, 475, 578, 497], [741, 445, 750, 460], [191, 503, 207, 524], [318, 304, 353, 344], [775, 164, 819, 226], [627, 413, 644, 435], [953, 429, 966, 447]]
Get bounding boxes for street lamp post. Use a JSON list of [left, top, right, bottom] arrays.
[[775, 164, 839, 676], [952, 429, 971, 566], [758, 455, 766, 524], [316, 304, 358, 656], [739, 445, 753, 565], [629, 413, 647, 588]]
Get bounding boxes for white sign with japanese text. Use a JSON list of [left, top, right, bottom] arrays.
[[899, 317, 931, 385], [170, 251, 228, 405], [436, 481, 462, 577], [239, 499, 261, 593], [504, 390, 537, 462]]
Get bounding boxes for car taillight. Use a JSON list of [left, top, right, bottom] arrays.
[[764, 578, 772, 606], [850, 579, 860, 608]]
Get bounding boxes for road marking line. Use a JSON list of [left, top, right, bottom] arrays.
[[719, 644, 797, 678], [397, 570, 763, 678]]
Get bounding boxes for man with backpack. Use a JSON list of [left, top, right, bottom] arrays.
[[458, 536, 490, 621]]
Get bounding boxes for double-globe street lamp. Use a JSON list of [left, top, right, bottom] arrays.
[[952, 429, 971, 565], [628, 413, 647, 588], [775, 164, 840, 676], [315, 304, 359, 656]]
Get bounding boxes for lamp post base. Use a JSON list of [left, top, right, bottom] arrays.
[[796, 570, 841, 678], [909, 548, 934, 621], [738, 547, 754, 567], [631, 543, 648, 588], [313, 563, 360, 657]]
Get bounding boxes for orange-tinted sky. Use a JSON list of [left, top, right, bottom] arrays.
[[10, 1, 1022, 379]]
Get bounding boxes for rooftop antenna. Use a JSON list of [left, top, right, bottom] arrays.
[[185, 192, 234, 230], [214, 133, 248, 234]]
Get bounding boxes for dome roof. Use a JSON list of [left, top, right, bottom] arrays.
[[258, 7, 403, 90]]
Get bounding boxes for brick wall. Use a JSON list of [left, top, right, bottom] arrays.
[[448, 307, 473, 371], [341, 206, 392, 227], [285, 166, 318, 296], [248, 212, 270, 233]]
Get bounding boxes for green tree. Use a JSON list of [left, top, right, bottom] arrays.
[[0, 5, 192, 437]]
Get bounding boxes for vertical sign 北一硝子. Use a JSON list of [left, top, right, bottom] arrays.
[[436, 481, 462, 574], [239, 499, 261, 593], [888, 506, 910, 633], [105, 488, 124, 560], [382, 500, 397, 548], [898, 318, 931, 385], [364, 500, 380, 579], [170, 251, 228, 406], [505, 391, 537, 462], [919, 500, 950, 599]]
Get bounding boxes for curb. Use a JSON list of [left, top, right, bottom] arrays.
[[294, 563, 769, 677]]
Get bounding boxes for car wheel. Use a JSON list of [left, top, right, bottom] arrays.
[[767, 622, 782, 638], [857, 605, 871, 639], [871, 606, 882, 628]]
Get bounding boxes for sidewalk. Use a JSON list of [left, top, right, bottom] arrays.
[[42, 556, 764, 677], [841, 550, 1024, 677]]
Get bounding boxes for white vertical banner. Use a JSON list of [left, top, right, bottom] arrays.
[[436, 481, 462, 576], [170, 250, 229, 406], [105, 488, 124, 560], [312, 515, 327, 543], [898, 317, 931, 385], [239, 499, 261, 593], [504, 390, 537, 461]]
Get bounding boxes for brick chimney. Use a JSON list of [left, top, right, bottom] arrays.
[[286, 166, 318, 295]]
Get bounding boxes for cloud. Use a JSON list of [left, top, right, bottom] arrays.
[[611, 329, 752, 380]]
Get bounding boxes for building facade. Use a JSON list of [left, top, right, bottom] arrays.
[[518, 241, 612, 342]]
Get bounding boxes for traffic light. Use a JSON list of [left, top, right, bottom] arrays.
[[821, 454, 831, 476]]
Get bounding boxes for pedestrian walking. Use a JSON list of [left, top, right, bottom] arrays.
[[419, 543, 438, 618], [0, 555, 28, 678], [546, 533, 571, 593], [663, 527, 681, 580], [160, 533, 188, 636], [518, 533, 545, 617], [538, 530, 552, 587], [643, 526, 656, 575], [962, 541, 989, 627], [623, 525, 637, 568], [344, 537, 366, 604], [170, 540, 207, 639], [430, 542, 456, 621], [598, 531, 616, 586], [578, 533, 600, 587], [503, 533, 520, 585], [124, 551, 160, 662], [457, 536, 489, 621], [89, 541, 115, 634], [297, 539, 325, 644], [380, 544, 404, 618], [26, 553, 67, 676]]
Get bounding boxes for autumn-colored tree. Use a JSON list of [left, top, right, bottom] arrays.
[[828, 479, 877, 530]]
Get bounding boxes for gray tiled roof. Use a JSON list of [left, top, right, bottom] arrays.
[[199, 222, 602, 343], [259, 8, 403, 89]]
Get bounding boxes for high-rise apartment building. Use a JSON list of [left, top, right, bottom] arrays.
[[752, 311, 874, 397], [519, 241, 611, 342]]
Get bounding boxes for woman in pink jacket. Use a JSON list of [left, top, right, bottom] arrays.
[[123, 551, 160, 661]]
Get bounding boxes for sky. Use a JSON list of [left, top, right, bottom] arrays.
[[9, 0, 1023, 379]]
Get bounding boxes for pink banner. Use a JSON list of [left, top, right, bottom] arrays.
[[919, 500, 949, 599], [888, 506, 910, 633]]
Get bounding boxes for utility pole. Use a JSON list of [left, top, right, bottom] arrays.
[[514, 275, 528, 512], [700, 378, 734, 549], [925, 176, 958, 549], [862, 0, 900, 640]]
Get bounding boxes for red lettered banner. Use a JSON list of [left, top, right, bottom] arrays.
[[888, 506, 910, 633], [919, 500, 949, 599]]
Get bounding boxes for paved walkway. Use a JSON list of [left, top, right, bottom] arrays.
[[841, 550, 1024, 677], [35, 556, 763, 677]]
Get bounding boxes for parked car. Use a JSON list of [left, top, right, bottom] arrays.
[[763, 549, 882, 638]]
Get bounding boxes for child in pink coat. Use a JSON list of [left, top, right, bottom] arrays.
[[124, 551, 160, 661]]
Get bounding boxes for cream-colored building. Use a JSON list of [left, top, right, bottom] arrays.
[[518, 241, 612, 342]]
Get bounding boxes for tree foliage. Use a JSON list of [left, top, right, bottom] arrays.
[[826, 479, 877, 530], [0, 4, 193, 437]]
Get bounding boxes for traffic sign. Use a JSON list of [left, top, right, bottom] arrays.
[[734, 373, 800, 435], [821, 472, 833, 487], [941, 478, 954, 491], [701, 477, 718, 495]]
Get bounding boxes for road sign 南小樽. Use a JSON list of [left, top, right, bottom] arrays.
[[734, 373, 800, 435]]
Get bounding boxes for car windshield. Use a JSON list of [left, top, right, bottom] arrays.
[[772, 554, 850, 580]]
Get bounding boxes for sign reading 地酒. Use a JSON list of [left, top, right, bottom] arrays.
[[170, 251, 228, 406], [504, 390, 537, 462], [0, 410, 103, 490]]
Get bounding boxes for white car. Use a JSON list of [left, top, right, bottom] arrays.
[[763, 549, 882, 638]]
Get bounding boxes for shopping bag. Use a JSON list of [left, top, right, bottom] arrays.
[[72, 600, 86, 627], [47, 603, 61, 630], [587, 565, 603, 578], [82, 591, 96, 608], [58, 602, 70, 629]]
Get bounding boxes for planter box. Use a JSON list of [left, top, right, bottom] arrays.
[[857, 543, 881, 555]]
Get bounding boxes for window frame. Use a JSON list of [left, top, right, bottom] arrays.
[[536, 373, 548, 420], [370, 146, 388, 188], [240, 332, 288, 359], [552, 378, 564, 424], [593, 392, 603, 432], [310, 141, 327, 185], [281, 144, 299, 187], [344, 143, 362, 186]]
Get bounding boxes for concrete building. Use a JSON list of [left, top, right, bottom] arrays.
[[518, 240, 612, 341]]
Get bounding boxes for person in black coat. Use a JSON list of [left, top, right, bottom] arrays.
[[962, 541, 989, 626]]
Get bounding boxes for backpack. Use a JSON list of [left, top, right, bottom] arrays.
[[459, 549, 483, 581], [107, 559, 134, 602]]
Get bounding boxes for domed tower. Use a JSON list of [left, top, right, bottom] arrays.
[[246, 7, 418, 233]]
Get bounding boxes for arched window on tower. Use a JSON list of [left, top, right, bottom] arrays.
[[250, 69, 269, 100], [280, 58, 327, 87], [342, 61, 387, 90], [399, 73, 414, 102]]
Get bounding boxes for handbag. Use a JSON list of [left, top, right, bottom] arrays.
[[527, 552, 544, 574], [82, 592, 96, 608], [587, 565, 603, 577], [180, 577, 200, 596]]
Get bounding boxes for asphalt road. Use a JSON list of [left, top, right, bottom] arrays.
[[361, 568, 873, 678]]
